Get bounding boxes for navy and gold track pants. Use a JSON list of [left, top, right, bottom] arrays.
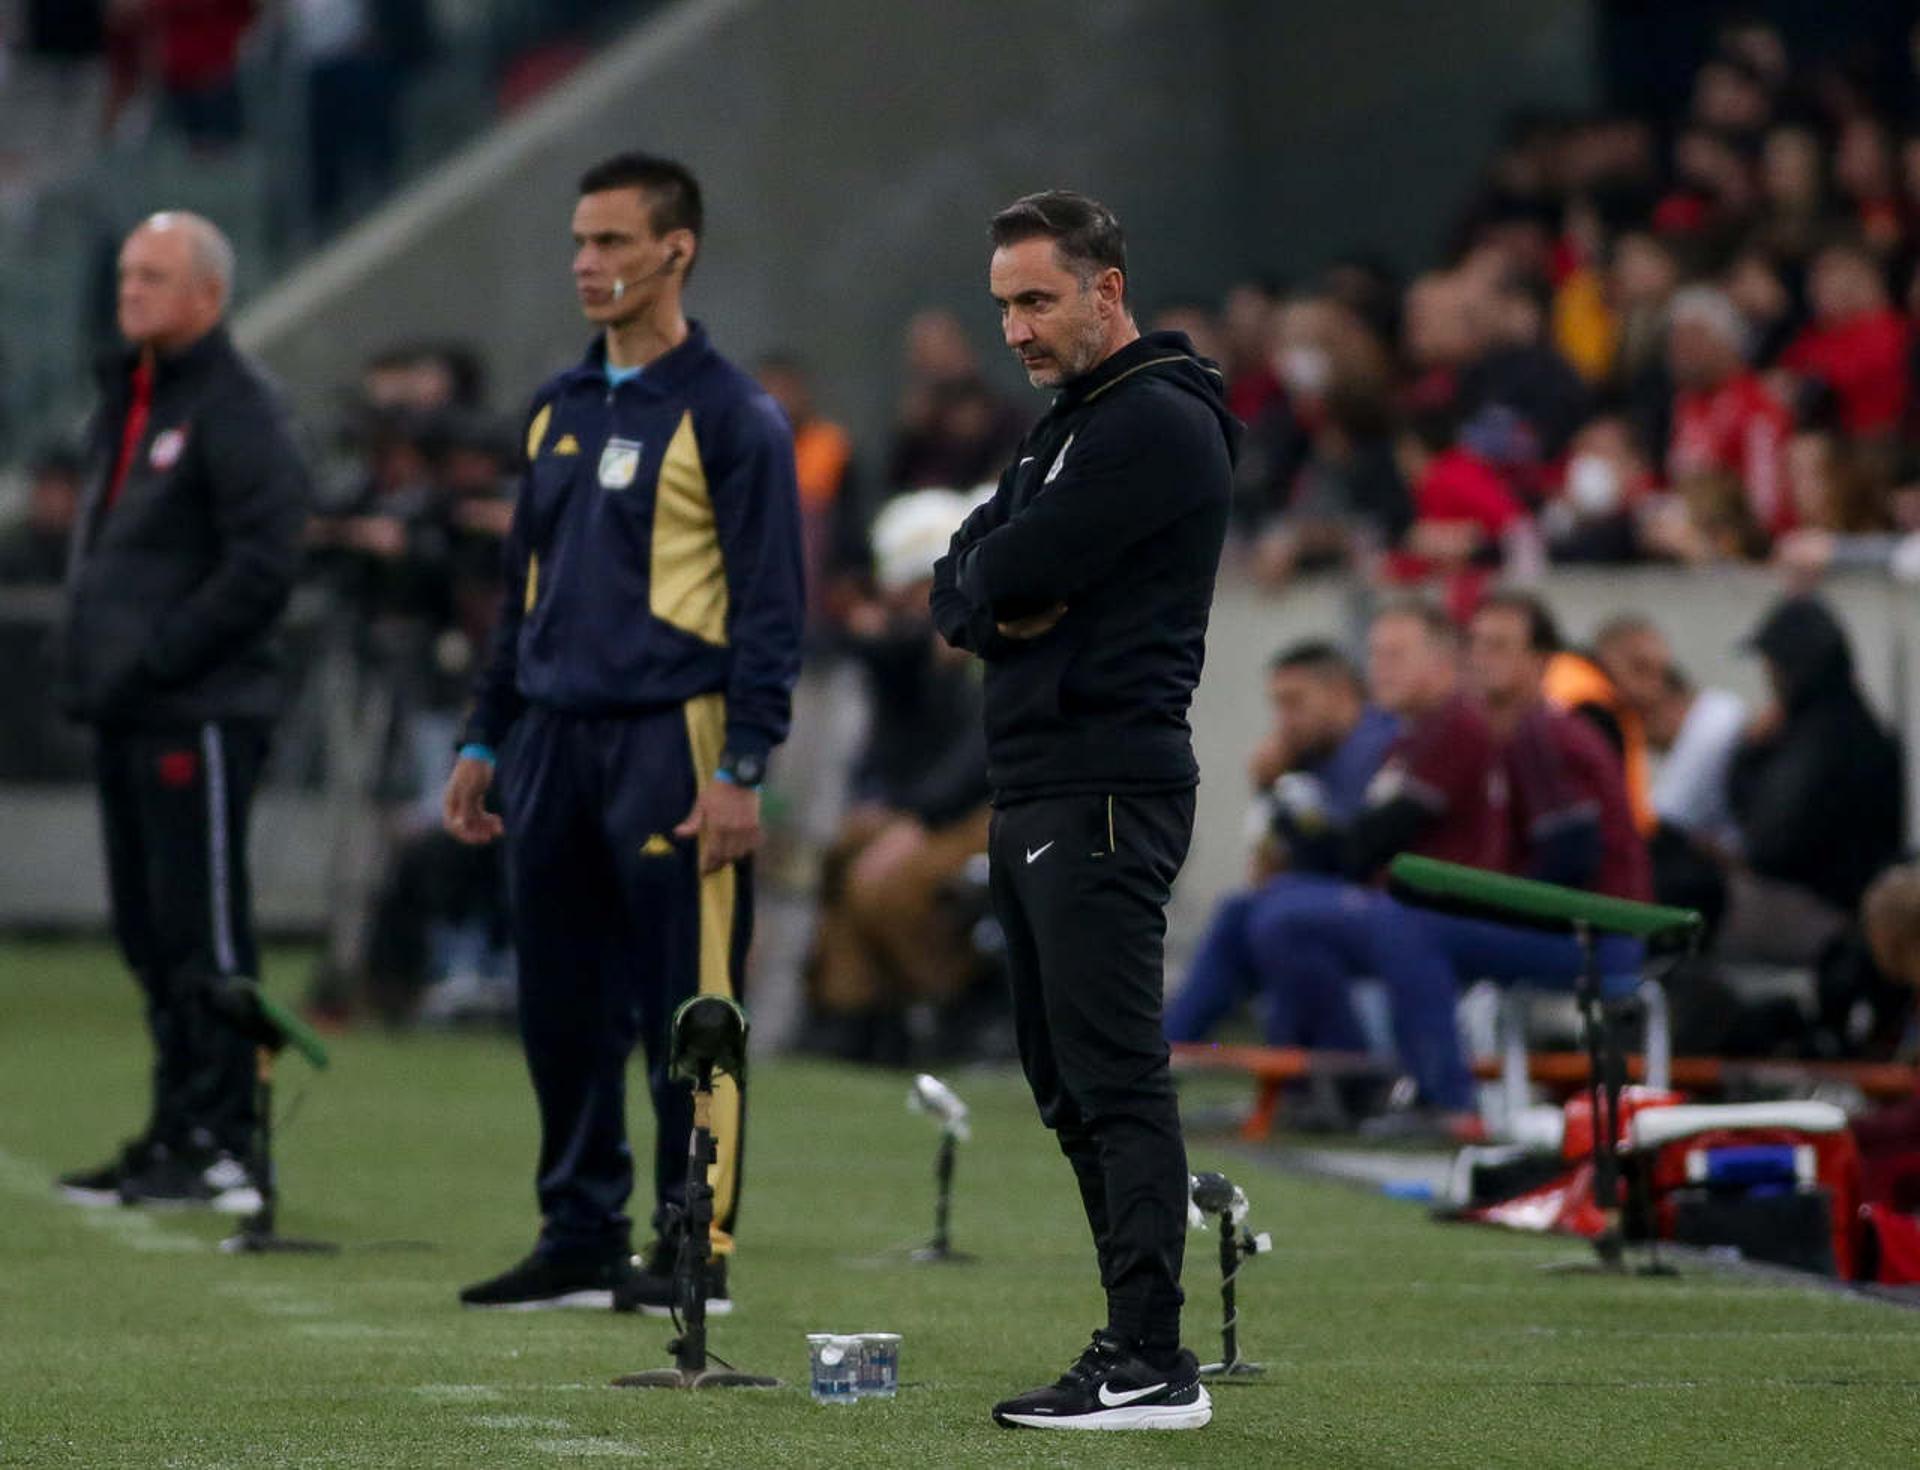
[[498, 696, 749, 1260]]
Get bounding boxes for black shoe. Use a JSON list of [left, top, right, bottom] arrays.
[[459, 1250, 635, 1310], [116, 1147, 263, 1215], [993, 1332, 1212, 1431], [57, 1137, 161, 1207], [611, 1239, 732, 1317]]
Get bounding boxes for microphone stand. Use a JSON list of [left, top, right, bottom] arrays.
[[213, 980, 337, 1256], [910, 1125, 973, 1263], [615, 997, 778, 1390], [1191, 1173, 1271, 1380]]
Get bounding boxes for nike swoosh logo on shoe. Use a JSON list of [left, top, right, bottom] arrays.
[[1096, 1382, 1167, 1408]]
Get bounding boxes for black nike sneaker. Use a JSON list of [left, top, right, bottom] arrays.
[[116, 1147, 263, 1215], [610, 1238, 732, 1317], [993, 1332, 1212, 1431], [459, 1250, 636, 1310], [58, 1137, 162, 1206]]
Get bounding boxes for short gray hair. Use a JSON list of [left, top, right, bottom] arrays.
[[144, 211, 235, 298], [1667, 285, 1747, 355]]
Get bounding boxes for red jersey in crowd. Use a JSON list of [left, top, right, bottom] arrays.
[[1227, 365, 1285, 428], [1500, 704, 1651, 901], [1383, 445, 1524, 584], [150, 0, 258, 91], [1363, 694, 1504, 870], [1780, 307, 1912, 436], [1668, 370, 1794, 538]]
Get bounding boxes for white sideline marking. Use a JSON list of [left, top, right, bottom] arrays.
[[78, 1211, 202, 1253], [1519, 1326, 1920, 1343], [292, 1321, 416, 1341], [533, 1439, 652, 1460], [1396, 1280, 1804, 1298], [470, 1415, 571, 1431], [413, 1384, 507, 1403], [212, 1283, 334, 1317], [0, 1146, 203, 1253]]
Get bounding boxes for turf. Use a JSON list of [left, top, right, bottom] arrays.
[[3, 940, 1920, 1468]]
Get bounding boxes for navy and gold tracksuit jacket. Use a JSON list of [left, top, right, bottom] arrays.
[[462, 324, 803, 766]]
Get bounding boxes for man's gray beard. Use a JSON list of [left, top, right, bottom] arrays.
[[1051, 320, 1110, 386]]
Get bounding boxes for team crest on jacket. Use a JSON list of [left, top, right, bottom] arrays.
[[148, 427, 187, 471], [1044, 433, 1074, 484], [598, 437, 643, 490]]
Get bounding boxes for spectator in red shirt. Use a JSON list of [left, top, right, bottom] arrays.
[[148, 0, 259, 147], [1666, 284, 1795, 540], [1386, 406, 1540, 611], [1780, 240, 1911, 437]]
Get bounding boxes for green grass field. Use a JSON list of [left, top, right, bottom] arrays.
[[4, 939, 1920, 1468]]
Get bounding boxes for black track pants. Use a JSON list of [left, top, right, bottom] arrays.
[[96, 722, 266, 1155], [989, 788, 1195, 1353]]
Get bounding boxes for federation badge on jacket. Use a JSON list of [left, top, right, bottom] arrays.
[[598, 437, 643, 491], [148, 427, 187, 471]]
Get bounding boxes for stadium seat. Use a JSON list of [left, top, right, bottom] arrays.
[[1492, 976, 1670, 1137]]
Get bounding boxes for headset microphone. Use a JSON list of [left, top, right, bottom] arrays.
[[608, 249, 682, 304]]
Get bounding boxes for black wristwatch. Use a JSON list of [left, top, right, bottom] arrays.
[[716, 750, 765, 789]]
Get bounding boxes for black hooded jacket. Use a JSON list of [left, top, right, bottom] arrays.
[[929, 332, 1237, 799], [1729, 596, 1905, 910], [60, 328, 310, 728]]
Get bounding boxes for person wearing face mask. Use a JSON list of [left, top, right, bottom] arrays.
[[1545, 414, 1657, 562]]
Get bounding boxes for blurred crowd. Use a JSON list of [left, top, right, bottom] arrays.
[[1168, 15, 1920, 610], [7, 13, 1920, 1078], [1, 0, 436, 229], [1169, 589, 1917, 1129]]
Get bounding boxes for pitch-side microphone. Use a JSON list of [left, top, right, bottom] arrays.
[[909, 1074, 971, 1141], [608, 249, 683, 304]]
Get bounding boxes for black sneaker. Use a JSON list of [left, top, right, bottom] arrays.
[[117, 1147, 263, 1215], [611, 1239, 732, 1317], [58, 1137, 161, 1207], [993, 1332, 1212, 1431], [459, 1251, 634, 1310]]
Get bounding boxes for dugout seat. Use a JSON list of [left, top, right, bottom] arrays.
[[1489, 977, 1670, 1138]]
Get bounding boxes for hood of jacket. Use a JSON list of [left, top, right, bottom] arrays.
[[1745, 595, 1857, 711], [1053, 330, 1243, 464]]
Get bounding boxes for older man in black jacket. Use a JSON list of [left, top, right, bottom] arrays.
[[56, 212, 310, 1211], [932, 192, 1234, 1432]]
